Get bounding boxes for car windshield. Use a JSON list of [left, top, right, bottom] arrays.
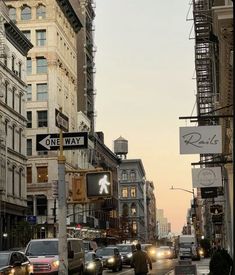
[[96, 248, 114, 257], [26, 240, 58, 256], [0, 253, 9, 267], [116, 246, 132, 252], [85, 253, 94, 261]]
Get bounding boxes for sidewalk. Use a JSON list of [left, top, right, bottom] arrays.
[[166, 258, 210, 275]]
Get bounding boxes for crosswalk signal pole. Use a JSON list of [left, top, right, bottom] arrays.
[[58, 109, 68, 275]]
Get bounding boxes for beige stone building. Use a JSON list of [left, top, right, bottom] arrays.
[[5, 0, 82, 238], [0, 1, 32, 249]]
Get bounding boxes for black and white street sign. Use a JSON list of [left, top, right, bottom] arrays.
[[55, 109, 69, 132], [36, 132, 88, 151]]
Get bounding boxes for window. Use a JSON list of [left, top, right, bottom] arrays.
[[130, 170, 136, 181], [27, 167, 32, 183], [121, 187, 128, 198], [5, 81, 8, 104], [19, 169, 22, 197], [130, 187, 136, 198], [22, 30, 31, 41], [36, 196, 47, 215], [12, 55, 15, 71], [21, 5, 31, 20], [37, 166, 48, 183], [36, 30, 46, 46], [27, 111, 32, 128], [26, 84, 32, 101], [19, 129, 22, 154], [27, 58, 32, 75], [36, 57, 47, 73], [19, 63, 22, 78], [27, 196, 33, 214], [37, 111, 48, 127], [131, 203, 137, 215], [8, 7, 16, 21], [12, 125, 15, 150], [122, 204, 128, 217], [5, 120, 8, 135], [36, 4, 46, 19], [121, 170, 128, 181], [27, 139, 32, 156], [12, 166, 15, 196], [19, 93, 22, 114], [37, 83, 48, 100], [12, 87, 15, 109]]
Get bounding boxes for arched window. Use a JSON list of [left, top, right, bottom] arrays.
[[130, 170, 136, 181], [131, 203, 137, 216], [122, 204, 128, 217], [36, 4, 46, 19], [21, 5, 31, 20], [8, 7, 16, 21], [121, 170, 128, 181]]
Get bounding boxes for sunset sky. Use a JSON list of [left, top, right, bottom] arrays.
[[94, 1, 199, 234]]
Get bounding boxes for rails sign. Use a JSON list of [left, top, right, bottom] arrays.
[[36, 132, 88, 151]]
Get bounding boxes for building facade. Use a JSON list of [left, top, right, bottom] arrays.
[[0, 0, 32, 249], [118, 158, 146, 242], [146, 180, 157, 243], [5, 0, 83, 239]]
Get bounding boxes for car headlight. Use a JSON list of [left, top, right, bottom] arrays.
[[149, 249, 156, 255], [157, 252, 162, 257], [51, 260, 60, 268], [199, 249, 204, 256], [127, 253, 132, 258], [107, 257, 115, 263], [87, 262, 96, 270], [28, 264, 34, 273], [9, 268, 15, 275]]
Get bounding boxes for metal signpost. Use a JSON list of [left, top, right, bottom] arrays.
[[56, 108, 68, 275]]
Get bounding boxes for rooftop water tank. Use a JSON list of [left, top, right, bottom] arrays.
[[114, 136, 128, 157]]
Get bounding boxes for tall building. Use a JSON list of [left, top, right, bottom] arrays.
[[0, 1, 32, 249], [69, 0, 96, 134], [156, 209, 171, 240], [5, 0, 83, 238], [117, 155, 147, 242], [192, 0, 233, 254], [146, 180, 157, 243]]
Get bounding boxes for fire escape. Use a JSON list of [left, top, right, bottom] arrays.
[[193, 0, 216, 123]]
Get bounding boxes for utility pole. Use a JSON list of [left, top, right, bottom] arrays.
[[57, 108, 68, 275]]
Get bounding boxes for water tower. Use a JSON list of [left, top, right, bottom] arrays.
[[114, 136, 128, 159]]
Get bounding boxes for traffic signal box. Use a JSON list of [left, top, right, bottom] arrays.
[[86, 171, 112, 199], [71, 171, 113, 203]]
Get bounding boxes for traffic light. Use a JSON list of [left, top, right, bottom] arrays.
[[86, 171, 112, 199], [72, 176, 86, 202]]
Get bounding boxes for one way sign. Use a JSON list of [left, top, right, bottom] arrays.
[[36, 132, 88, 151]]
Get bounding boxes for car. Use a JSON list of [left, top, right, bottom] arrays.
[[84, 251, 103, 275], [0, 250, 33, 275], [25, 238, 85, 274], [156, 246, 174, 259], [141, 244, 157, 262], [116, 243, 136, 267], [95, 246, 122, 272]]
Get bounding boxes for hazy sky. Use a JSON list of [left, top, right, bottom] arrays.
[[94, 1, 199, 234]]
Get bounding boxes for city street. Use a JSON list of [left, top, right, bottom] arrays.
[[103, 259, 178, 275]]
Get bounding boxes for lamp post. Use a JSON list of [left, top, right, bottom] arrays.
[[170, 186, 197, 236]]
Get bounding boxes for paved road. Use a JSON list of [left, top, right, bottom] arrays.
[[103, 258, 178, 275]]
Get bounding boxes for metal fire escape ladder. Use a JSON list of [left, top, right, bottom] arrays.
[[193, 0, 215, 124]]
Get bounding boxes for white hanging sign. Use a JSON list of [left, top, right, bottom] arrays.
[[192, 167, 222, 188]]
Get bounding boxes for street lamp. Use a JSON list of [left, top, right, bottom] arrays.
[[170, 186, 198, 236]]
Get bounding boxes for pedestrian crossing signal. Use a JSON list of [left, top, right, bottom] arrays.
[[86, 171, 112, 198]]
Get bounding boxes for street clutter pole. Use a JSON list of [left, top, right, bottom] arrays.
[[58, 126, 68, 275]]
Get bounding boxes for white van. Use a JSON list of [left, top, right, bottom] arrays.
[[25, 238, 85, 275]]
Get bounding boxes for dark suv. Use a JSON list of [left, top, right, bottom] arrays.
[[116, 244, 136, 267], [96, 246, 122, 272]]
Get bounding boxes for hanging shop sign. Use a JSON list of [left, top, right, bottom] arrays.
[[210, 204, 223, 215], [201, 187, 218, 199], [192, 167, 222, 188], [179, 126, 222, 154]]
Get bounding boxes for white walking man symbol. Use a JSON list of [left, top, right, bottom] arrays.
[[98, 175, 110, 194]]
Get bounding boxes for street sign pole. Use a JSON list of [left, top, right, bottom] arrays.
[[58, 109, 68, 275]]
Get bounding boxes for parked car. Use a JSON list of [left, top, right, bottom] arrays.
[[0, 250, 33, 275], [25, 238, 85, 274], [141, 244, 157, 262], [95, 246, 122, 272], [84, 251, 103, 275], [156, 246, 174, 259], [116, 243, 136, 267]]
